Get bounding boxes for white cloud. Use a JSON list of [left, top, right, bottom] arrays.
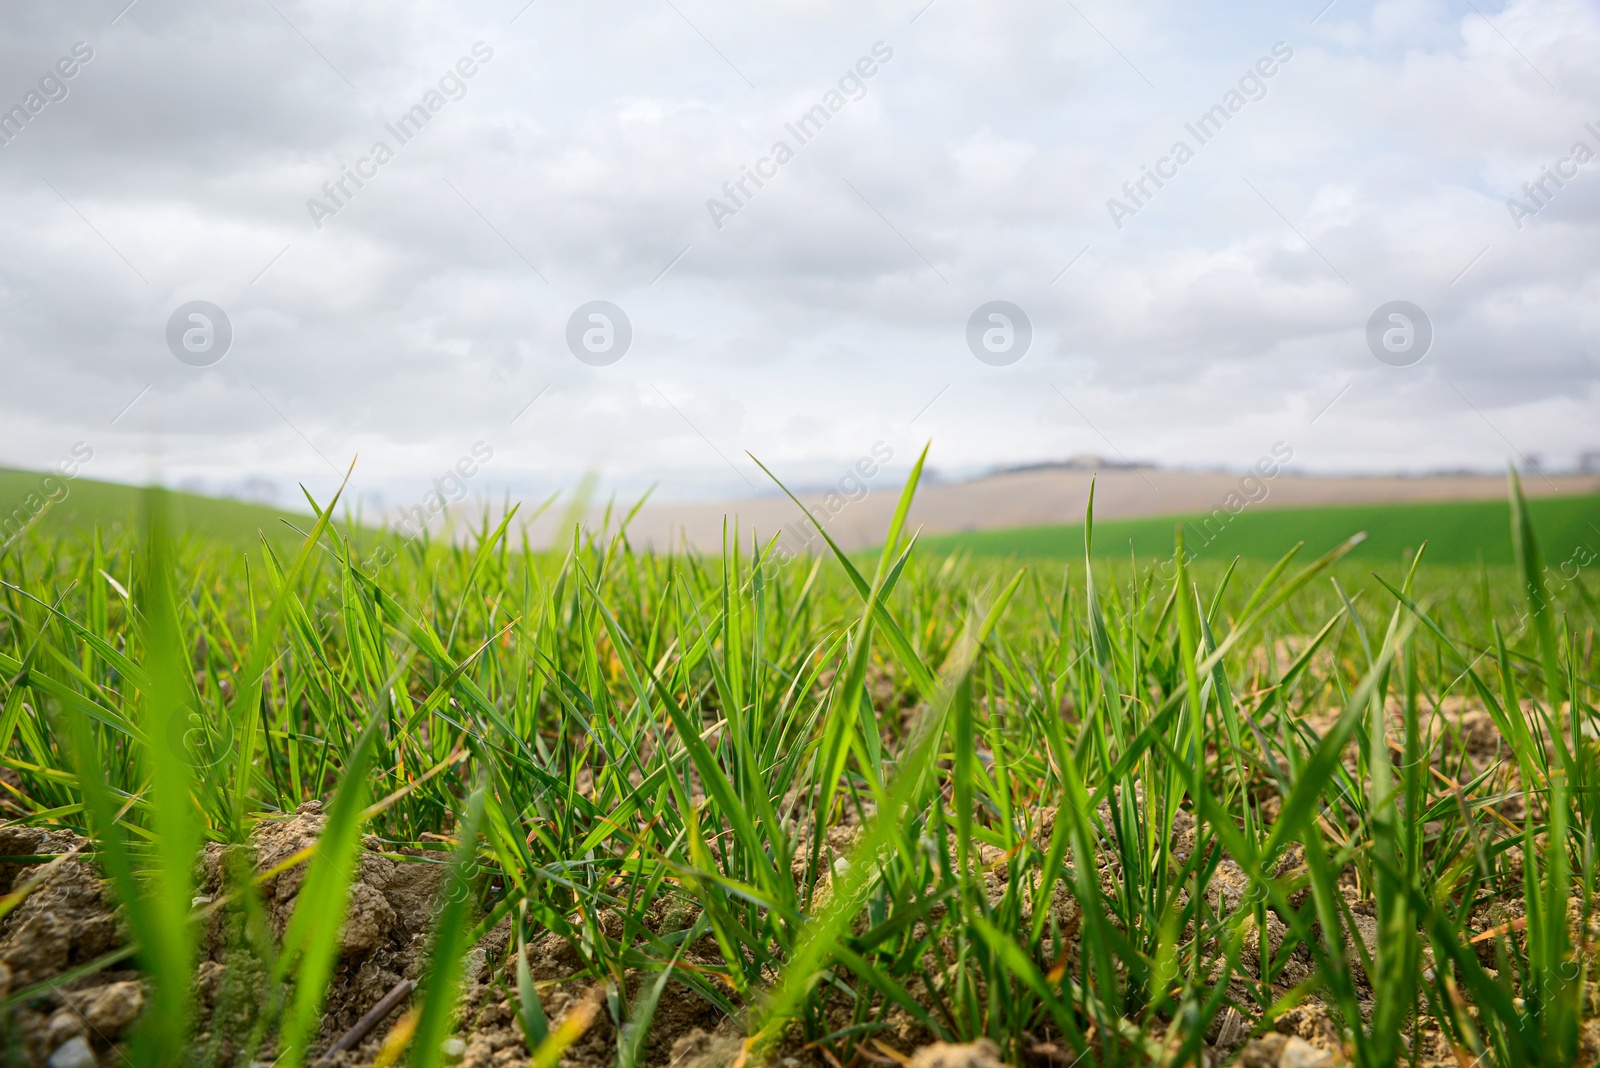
[[0, 0, 1595, 514]]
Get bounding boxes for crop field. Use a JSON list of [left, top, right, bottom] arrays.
[[0, 457, 1597, 1068], [919, 494, 1600, 569]]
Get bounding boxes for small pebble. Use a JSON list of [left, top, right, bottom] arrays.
[[47, 1037, 97, 1068]]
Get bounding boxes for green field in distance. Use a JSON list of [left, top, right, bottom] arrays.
[[917, 492, 1600, 568], [0, 468, 313, 549]]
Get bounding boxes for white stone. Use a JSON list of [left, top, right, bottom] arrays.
[[47, 1037, 97, 1068]]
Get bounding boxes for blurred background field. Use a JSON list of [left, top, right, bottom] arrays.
[[8, 465, 1597, 571]]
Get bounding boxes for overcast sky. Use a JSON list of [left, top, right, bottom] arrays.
[[1, 0, 1596, 511]]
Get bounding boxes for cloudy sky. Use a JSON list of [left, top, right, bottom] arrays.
[[1, 0, 1596, 512]]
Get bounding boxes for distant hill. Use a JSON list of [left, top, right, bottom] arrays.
[[0, 468, 316, 551]]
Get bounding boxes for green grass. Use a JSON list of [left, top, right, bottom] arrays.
[[0, 463, 1596, 1067], [920, 492, 1600, 568]]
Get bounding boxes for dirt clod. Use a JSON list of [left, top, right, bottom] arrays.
[[0, 830, 121, 989], [667, 1029, 745, 1068], [81, 980, 144, 1039], [907, 1039, 1006, 1068], [1277, 1037, 1335, 1068], [1236, 1034, 1288, 1068], [1237, 1034, 1339, 1068]]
